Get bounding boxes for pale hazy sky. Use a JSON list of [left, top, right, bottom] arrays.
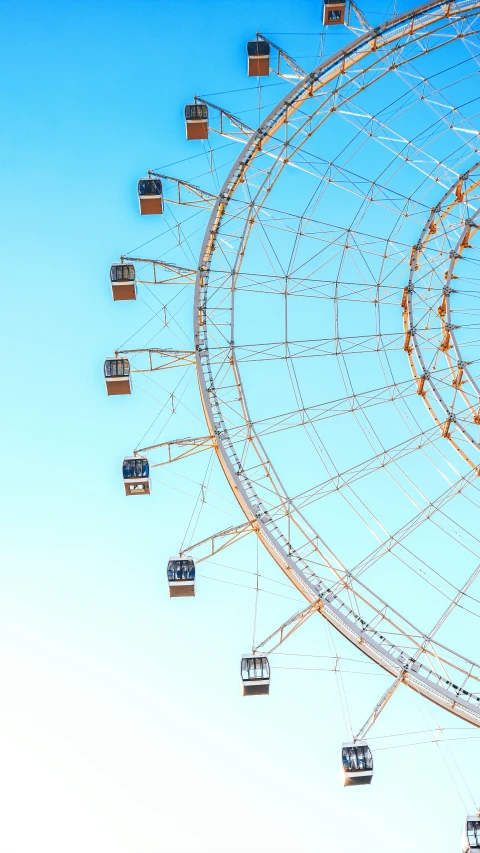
[[1, 1, 479, 851]]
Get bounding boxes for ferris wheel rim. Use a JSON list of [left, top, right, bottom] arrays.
[[193, 0, 480, 725]]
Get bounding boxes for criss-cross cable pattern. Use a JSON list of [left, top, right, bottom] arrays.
[[192, 1, 480, 725]]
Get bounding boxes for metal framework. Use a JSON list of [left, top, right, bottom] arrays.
[[112, 0, 480, 731], [191, 0, 480, 726]]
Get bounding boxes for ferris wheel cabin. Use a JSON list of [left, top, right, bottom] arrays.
[[342, 741, 373, 786], [247, 40, 270, 76], [185, 104, 209, 140], [323, 0, 346, 25], [123, 456, 151, 496], [104, 357, 131, 396], [462, 816, 480, 851], [138, 177, 163, 215], [241, 654, 270, 696], [110, 263, 136, 301], [167, 556, 196, 597]]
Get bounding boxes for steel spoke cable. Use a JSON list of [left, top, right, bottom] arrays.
[[252, 536, 260, 651], [150, 471, 240, 522], [415, 697, 471, 811], [151, 139, 238, 173], [125, 206, 206, 259], [180, 453, 215, 553], [346, 468, 480, 583], [134, 368, 195, 451], [374, 733, 480, 750], [272, 665, 390, 675], [129, 5, 480, 726], [324, 619, 355, 740], [117, 288, 191, 351], [152, 462, 239, 514], [196, 571, 303, 602], [272, 651, 382, 665], [107, 5, 480, 740], [203, 558, 300, 591]]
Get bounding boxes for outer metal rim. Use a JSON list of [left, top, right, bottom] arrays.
[[194, 0, 480, 724]]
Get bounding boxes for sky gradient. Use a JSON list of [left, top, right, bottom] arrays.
[[1, 1, 479, 851]]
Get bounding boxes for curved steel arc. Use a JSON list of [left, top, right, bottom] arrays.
[[407, 162, 480, 466], [194, 0, 480, 725]]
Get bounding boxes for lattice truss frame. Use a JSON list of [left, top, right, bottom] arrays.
[[114, 0, 480, 727]]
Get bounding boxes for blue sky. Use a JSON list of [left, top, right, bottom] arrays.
[[1, 1, 479, 851]]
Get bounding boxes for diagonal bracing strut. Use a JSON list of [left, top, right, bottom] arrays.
[[253, 600, 322, 654], [148, 171, 217, 207], [256, 33, 306, 80], [354, 564, 480, 741], [135, 437, 214, 466], [182, 520, 256, 561]]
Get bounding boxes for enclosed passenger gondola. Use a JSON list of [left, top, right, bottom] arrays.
[[323, 0, 346, 25], [138, 177, 163, 215], [184, 104, 209, 140], [104, 357, 131, 396], [247, 40, 270, 76], [240, 654, 270, 696], [110, 263, 136, 301], [122, 455, 150, 496], [462, 815, 480, 852], [167, 555, 196, 597], [342, 741, 373, 786]]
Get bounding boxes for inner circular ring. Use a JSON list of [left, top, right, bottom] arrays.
[[406, 162, 480, 468], [194, 2, 480, 725]]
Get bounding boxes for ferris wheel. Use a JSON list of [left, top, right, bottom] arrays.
[[106, 0, 480, 846]]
